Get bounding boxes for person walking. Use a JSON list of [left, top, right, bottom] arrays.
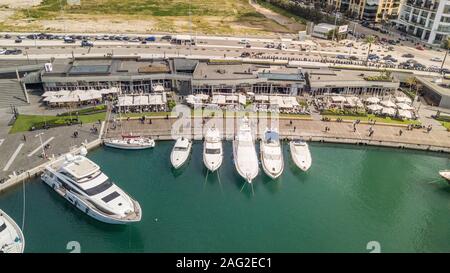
[[399, 129, 403, 136]]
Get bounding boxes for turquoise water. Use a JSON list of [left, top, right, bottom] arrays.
[[0, 142, 449, 253]]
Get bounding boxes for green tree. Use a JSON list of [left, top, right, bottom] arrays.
[[364, 35, 376, 65]]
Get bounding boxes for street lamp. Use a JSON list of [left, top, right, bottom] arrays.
[[35, 132, 45, 158]]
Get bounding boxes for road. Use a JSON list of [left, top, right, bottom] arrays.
[[1, 30, 449, 72]]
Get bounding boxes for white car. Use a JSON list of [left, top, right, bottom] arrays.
[[430, 57, 443, 62], [239, 39, 249, 44], [0, 49, 6, 55]]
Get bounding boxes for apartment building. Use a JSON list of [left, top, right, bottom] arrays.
[[328, 0, 402, 21]]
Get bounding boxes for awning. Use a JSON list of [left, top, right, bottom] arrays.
[[380, 100, 397, 108], [395, 96, 412, 104], [365, 97, 380, 104], [396, 103, 414, 110], [381, 107, 396, 116], [398, 109, 413, 119], [366, 104, 383, 112], [331, 95, 346, 103]]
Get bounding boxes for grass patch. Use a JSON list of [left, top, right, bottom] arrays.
[[256, 0, 306, 24], [10, 112, 106, 134], [441, 121, 450, 131], [323, 114, 421, 125]]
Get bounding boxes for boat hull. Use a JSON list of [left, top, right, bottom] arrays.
[[170, 142, 192, 169], [260, 143, 284, 179], [104, 140, 155, 150], [290, 141, 312, 172], [439, 171, 450, 184], [203, 155, 222, 172], [233, 140, 259, 183], [41, 172, 141, 224], [0, 209, 25, 253]]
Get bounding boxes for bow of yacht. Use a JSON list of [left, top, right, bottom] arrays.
[[0, 209, 25, 253], [439, 170, 450, 184], [290, 140, 312, 172], [233, 117, 259, 183], [41, 152, 142, 224], [260, 129, 284, 179], [203, 127, 223, 172]]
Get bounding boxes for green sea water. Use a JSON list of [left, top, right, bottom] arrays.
[[0, 142, 449, 253]]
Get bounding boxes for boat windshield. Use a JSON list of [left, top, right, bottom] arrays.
[[84, 179, 113, 196], [0, 222, 6, 233], [174, 147, 187, 151], [266, 154, 281, 160], [206, 148, 221, 154]]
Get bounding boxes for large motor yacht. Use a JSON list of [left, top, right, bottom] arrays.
[[203, 127, 223, 172], [41, 150, 142, 224], [233, 117, 259, 183], [0, 209, 25, 253], [260, 129, 284, 179]]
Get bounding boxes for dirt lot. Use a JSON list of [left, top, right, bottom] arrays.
[[0, 0, 304, 35]]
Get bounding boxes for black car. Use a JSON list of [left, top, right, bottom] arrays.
[[4, 34, 11, 39], [5, 49, 22, 55], [440, 68, 450, 74], [14, 38, 22, 43], [402, 53, 415, 58], [161, 35, 172, 41]]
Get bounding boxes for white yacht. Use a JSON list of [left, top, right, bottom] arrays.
[[203, 127, 223, 172], [0, 209, 25, 253], [439, 170, 450, 184], [260, 129, 284, 179], [290, 140, 312, 172], [233, 117, 259, 183], [104, 135, 155, 150], [170, 137, 192, 169], [41, 150, 142, 224]]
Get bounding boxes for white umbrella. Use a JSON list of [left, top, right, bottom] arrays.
[[366, 104, 383, 112], [365, 97, 380, 104], [398, 109, 413, 119], [331, 95, 346, 103], [396, 103, 414, 110], [381, 107, 396, 116], [380, 100, 397, 108], [395, 96, 412, 104]]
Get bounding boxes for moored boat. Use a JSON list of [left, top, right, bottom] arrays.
[[439, 170, 450, 184], [233, 117, 259, 183], [41, 150, 142, 224], [0, 209, 25, 253], [104, 135, 155, 150], [203, 127, 223, 172], [260, 129, 284, 179], [170, 137, 192, 169], [290, 140, 312, 172]]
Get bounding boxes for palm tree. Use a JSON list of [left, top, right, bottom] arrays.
[[441, 37, 450, 70], [406, 77, 417, 102], [364, 35, 376, 65]]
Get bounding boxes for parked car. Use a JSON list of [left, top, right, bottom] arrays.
[[161, 35, 172, 41], [14, 38, 22, 43], [239, 39, 249, 44], [145, 36, 156, 42], [81, 40, 93, 47], [336, 55, 346, 59], [64, 37, 75, 43], [245, 43, 251, 48], [240, 52, 251, 57], [402, 53, 414, 58], [4, 34, 11, 39], [430, 57, 443, 62], [349, 56, 359, 61]]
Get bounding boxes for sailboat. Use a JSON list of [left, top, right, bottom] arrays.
[[0, 209, 25, 253], [103, 92, 155, 150], [233, 117, 259, 183], [290, 139, 312, 171], [203, 127, 223, 172], [260, 128, 284, 179]]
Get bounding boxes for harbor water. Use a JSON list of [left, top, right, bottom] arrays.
[[0, 142, 449, 252]]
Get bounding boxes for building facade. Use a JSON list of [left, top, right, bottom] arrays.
[[328, 0, 402, 21], [396, 0, 450, 44]]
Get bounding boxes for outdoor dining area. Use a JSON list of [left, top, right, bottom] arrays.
[[314, 94, 417, 120], [252, 95, 307, 114], [115, 92, 168, 113], [42, 87, 119, 107], [364, 95, 416, 120], [185, 93, 247, 111]]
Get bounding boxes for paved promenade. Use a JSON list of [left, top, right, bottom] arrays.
[[105, 115, 450, 151]]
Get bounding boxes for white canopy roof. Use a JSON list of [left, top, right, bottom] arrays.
[[380, 100, 397, 108], [153, 85, 165, 92], [331, 95, 346, 103], [398, 109, 413, 119], [396, 103, 414, 110], [395, 96, 412, 104], [366, 104, 383, 112], [365, 97, 380, 104], [212, 95, 226, 105], [44, 89, 103, 104], [381, 107, 396, 116], [254, 95, 269, 102]]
